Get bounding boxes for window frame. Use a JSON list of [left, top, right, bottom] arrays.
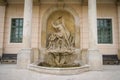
[[10, 18, 23, 43], [97, 18, 113, 44]]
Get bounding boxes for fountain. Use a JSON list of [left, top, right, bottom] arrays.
[[28, 14, 90, 74], [38, 16, 79, 67]]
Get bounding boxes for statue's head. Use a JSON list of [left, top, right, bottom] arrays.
[[54, 16, 63, 25]]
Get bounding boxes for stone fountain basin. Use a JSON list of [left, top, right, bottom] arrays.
[[28, 63, 90, 75]]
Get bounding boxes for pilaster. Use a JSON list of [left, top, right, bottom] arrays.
[[17, 0, 33, 69], [23, 0, 33, 48], [0, 5, 5, 57], [88, 0, 102, 70], [117, 4, 120, 59]]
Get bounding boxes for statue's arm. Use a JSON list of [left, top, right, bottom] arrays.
[[52, 22, 57, 28]]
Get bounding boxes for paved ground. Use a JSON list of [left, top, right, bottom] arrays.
[[0, 64, 120, 80]]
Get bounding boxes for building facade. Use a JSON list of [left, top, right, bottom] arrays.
[[0, 0, 120, 68]]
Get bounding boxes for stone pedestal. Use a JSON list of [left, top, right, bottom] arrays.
[[39, 48, 46, 62], [32, 48, 40, 62], [17, 49, 33, 69], [75, 49, 81, 64], [81, 49, 88, 65], [0, 48, 2, 57], [118, 49, 120, 59], [88, 49, 102, 70]]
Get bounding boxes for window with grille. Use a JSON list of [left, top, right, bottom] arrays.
[[10, 18, 23, 43], [97, 19, 113, 44]]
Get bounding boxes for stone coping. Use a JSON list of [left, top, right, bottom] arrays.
[[28, 63, 90, 75]]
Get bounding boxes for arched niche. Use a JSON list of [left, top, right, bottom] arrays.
[[41, 6, 80, 49]]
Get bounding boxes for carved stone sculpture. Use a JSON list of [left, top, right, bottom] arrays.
[[39, 16, 79, 67]]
